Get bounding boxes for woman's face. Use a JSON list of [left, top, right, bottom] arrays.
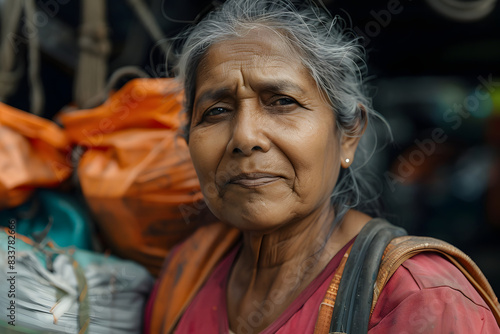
[[189, 29, 348, 232]]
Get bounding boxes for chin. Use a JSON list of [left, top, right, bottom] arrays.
[[216, 205, 291, 234]]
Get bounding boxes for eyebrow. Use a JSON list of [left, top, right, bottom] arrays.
[[195, 80, 306, 108], [256, 80, 306, 95], [194, 87, 233, 110]]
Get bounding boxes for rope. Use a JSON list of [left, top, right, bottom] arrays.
[[73, 0, 110, 109], [0, 0, 45, 115], [125, 0, 175, 66], [125, 0, 168, 53], [425, 0, 497, 22], [23, 0, 44, 115], [0, 66, 24, 101], [81, 66, 151, 108], [0, 0, 25, 102]]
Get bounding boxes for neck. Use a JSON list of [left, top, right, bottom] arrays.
[[239, 202, 336, 271], [227, 207, 371, 333]]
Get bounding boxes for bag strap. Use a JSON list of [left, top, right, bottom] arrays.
[[314, 221, 500, 334], [372, 235, 500, 324], [328, 218, 407, 334], [314, 243, 353, 334]]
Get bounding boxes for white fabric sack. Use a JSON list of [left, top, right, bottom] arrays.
[[0, 231, 154, 333]]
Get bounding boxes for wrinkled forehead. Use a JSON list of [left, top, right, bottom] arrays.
[[195, 26, 307, 84]]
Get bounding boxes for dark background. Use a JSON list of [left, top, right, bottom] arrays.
[[1, 0, 499, 292]]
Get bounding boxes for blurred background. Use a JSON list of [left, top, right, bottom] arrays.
[[0, 0, 499, 299]]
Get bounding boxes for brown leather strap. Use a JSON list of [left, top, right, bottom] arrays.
[[372, 236, 500, 325], [314, 244, 353, 334], [316, 235, 500, 333]]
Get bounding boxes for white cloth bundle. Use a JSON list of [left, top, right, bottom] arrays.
[[0, 231, 154, 333]]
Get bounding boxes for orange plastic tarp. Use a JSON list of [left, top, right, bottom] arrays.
[[60, 78, 206, 276], [0, 103, 72, 209]]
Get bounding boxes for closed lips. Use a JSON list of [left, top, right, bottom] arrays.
[[228, 173, 281, 188]]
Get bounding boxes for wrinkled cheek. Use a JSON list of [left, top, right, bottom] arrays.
[[320, 150, 338, 187], [305, 150, 339, 205], [191, 164, 221, 204], [194, 172, 222, 220], [189, 143, 214, 195], [200, 178, 219, 201]]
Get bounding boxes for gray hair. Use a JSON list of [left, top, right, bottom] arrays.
[[174, 0, 390, 223]]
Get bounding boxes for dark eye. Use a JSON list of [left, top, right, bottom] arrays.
[[271, 97, 297, 106], [205, 107, 228, 117]]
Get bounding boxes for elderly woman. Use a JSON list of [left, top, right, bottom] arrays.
[[145, 0, 500, 333]]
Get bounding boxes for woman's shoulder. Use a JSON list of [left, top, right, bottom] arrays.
[[369, 252, 500, 333], [145, 222, 241, 334]]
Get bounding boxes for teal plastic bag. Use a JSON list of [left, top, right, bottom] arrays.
[[0, 190, 93, 250]]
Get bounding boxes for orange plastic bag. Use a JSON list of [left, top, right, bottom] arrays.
[[0, 103, 72, 209], [60, 78, 207, 276], [62, 78, 184, 145]]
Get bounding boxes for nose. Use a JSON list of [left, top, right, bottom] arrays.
[[227, 107, 271, 156]]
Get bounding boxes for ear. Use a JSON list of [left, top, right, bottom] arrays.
[[340, 104, 368, 169]]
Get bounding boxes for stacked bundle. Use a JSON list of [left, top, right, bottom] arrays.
[[0, 230, 153, 333]]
